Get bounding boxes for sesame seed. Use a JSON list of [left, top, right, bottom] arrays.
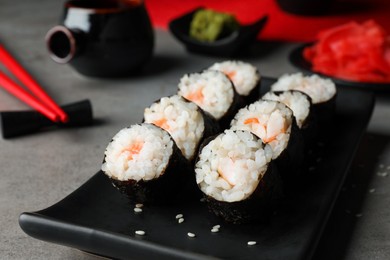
[[176, 214, 183, 219], [247, 241, 257, 246], [135, 203, 143, 208], [134, 208, 142, 213], [379, 164, 384, 168], [187, 232, 196, 238], [355, 213, 363, 218], [135, 230, 145, 236], [213, 225, 221, 229], [211, 228, 219, 233], [377, 172, 388, 177], [178, 218, 184, 224], [369, 188, 376, 193]]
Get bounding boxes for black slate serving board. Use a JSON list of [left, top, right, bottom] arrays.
[[19, 77, 375, 260]]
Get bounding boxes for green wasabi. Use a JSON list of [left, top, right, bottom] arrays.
[[189, 9, 239, 42]]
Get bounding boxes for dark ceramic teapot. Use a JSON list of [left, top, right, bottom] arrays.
[[46, 0, 154, 77]]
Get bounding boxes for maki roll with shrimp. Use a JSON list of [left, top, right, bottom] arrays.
[[143, 95, 219, 164], [262, 90, 316, 143], [230, 100, 304, 187], [271, 73, 337, 131], [209, 60, 261, 104], [195, 130, 282, 224], [101, 123, 194, 204], [178, 70, 243, 129]]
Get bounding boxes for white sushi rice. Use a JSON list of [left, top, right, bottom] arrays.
[[134, 208, 142, 213], [262, 90, 311, 128], [187, 232, 196, 238], [144, 95, 205, 160], [271, 73, 336, 104], [135, 230, 145, 236], [195, 130, 273, 202], [101, 124, 173, 182], [178, 70, 234, 120], [230, 100, 293, 159], [209, 60, 260, 96]]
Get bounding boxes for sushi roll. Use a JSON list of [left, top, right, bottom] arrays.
[[195, 130, 282, 223], [101, 123, 194, 204], [143, 95, 219, 163], [262, 91, 312, 129], [262, 90, 316, 143], [209, 60, 261, 104], [230, 100, 304, 186], [178, 70, 243, 129], [270, 73, 337, 130]]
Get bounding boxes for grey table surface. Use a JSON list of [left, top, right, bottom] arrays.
[[0, 0, 389, 259]]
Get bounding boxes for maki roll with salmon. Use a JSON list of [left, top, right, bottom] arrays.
[[101, 123, 194, 204], [209, 60, 261, 104], [143, 95, 219, 163], [271, 73, 337, 130], [178, 70, 243, 129], [195, 130, 282, 224], [262, 90, 316, 143], [230, 100, 304, 187]]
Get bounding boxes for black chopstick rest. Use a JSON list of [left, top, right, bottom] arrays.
[[1, 99, 93, 138]]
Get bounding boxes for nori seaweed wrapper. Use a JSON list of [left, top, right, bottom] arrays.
[[107, 132, 201, 204], [240, 79, 261, 106], [204, 162, 283, 224], [217, 85, 245, 130], [272, 119, 305, 193], [312, 92, 337, 138]]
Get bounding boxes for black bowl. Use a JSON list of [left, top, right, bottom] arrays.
[[168, 8, 268, 56]]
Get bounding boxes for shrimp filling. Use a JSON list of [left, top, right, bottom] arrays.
[[231, 100, 293, 159], [195, 130, 273, 202], [262, 90, 311, 129]]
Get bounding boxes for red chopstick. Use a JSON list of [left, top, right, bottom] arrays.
[[0, 71, 60, 122], [0, 45, 68, 123]]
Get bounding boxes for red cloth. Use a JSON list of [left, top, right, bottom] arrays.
[[145, 0, 390, 42]]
